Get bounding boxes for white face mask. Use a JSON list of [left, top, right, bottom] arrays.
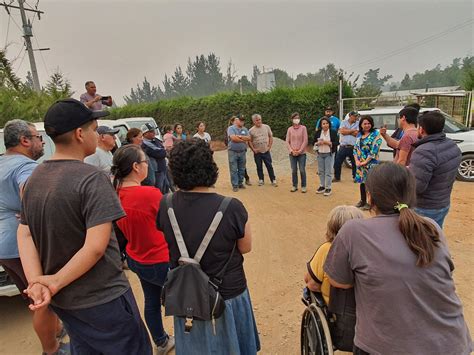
[[292, 119, 300, 125]]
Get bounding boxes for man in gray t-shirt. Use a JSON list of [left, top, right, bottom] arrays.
[[84, 125, 119, 174], [227, 116, 251, 191], [249, 114, 277, 187], [19, 99, 151, 354]]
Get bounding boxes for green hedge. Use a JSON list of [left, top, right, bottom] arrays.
[[110, 84, 353, 140]]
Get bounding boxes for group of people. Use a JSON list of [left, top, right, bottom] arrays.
[[0, 98, 260, 355], [0, 79, 470, 355]]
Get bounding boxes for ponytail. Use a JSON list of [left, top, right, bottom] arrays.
[[398, 208, 440, 267], [111, 145, 144, 191]]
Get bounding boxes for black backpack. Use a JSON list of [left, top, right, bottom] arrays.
[[161, 193, 235, 333]]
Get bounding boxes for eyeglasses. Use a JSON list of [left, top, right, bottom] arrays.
[[27, 135, 43, 142], [138, 160, 148, 165]]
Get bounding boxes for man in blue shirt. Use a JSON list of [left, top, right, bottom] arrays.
[[0, 119, 69, 354], [227, 115, 251, 192], [333, 111, 359, 182], [316, 106, 341, 132]]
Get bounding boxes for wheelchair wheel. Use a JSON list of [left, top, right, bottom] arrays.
[[301, 304, 334, 355]]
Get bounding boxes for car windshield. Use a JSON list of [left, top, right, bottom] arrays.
[[127, 120, 156, 129], [439, 112, 469, 133]]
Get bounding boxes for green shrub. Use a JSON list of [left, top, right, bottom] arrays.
[[110, 84, 353, 139]]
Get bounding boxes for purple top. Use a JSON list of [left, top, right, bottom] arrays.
[[80, 92, 103, 111]]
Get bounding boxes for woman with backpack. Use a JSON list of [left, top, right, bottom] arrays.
[[111, 145, 175, 354], [156, 139, 260, 354], [324, 163, 472, 355]]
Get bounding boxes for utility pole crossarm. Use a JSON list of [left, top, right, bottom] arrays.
[[0, 2, 44, 15]]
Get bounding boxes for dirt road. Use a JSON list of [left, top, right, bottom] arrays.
[[0, 148, 472, 354]]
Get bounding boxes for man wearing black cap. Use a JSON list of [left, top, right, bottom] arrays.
[[333, 111, 359, 182], [17, 99, 152, 355], [141, 123, 169, 193], [316, 106, 341, 132], [84, 125, 119, 174]]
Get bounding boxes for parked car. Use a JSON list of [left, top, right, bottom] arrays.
[[343, 107, 473, 182], [0, 266, 20, 297]]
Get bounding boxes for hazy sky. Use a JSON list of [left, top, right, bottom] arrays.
[[1, 0, 472, 104]]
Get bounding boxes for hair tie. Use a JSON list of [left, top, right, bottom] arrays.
[[394, 202, 409, 211]]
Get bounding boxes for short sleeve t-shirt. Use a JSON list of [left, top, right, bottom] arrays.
[[249, 124, 272, 154], [20, 160, 129, 310], [0, 155, 37, 259], [79, 92, 103, 111], [157, 191, 248, 300], [324, 215, 472, 355], [395, 128, 418, 166], [193, 132, 211, 143], [84, 147, 113, 174], [227, 125, 249, 152], [307, 241, 331, 305], [116, 186, 169, 264]]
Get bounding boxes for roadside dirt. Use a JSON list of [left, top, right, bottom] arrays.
[[0, 148, 472, 354]]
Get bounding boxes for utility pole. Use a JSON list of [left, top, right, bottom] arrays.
[[18, 0, 40, 91], [1, 1, 45, 92], [338, 71, 344, 119]]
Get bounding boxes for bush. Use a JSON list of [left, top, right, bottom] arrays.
[[110, 84, 353, 140]]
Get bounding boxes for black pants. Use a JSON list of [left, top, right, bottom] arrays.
[[254, 151, 276, 182], [334, 145, 356, 179], [360, 183, 366, 203]]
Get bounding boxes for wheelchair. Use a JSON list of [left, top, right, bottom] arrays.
[[300, 287, 356, 355]]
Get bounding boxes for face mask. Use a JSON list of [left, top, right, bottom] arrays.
[[293, 119, 300, 125]]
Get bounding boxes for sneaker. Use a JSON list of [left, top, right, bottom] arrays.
[[245, 180, 252, 186], [271, 180, 278, 187], [43, 342, 70, 355], [290, 186, 298, 192], [323, 189, 332, 196], [258, 180, 264, 186], [301, 187, 307, 193], [238, 184, 246, 189], [355, 200, 365, 208], [361, 203, 371, 211], [332, 178, 341, 182], [316, 186, 325, 194], [232, 187, 239, 192], [156, 335, 175, 355]]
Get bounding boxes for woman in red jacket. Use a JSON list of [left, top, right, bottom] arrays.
[[112, 145, 174, 354]]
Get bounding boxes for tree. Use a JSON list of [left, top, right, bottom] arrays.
[[162, 74, 174, 99], [461, 56, 474, 90], [356, 68, 392, 97], [124, 77, 162, 104], [273, 68, 294, 88], [45, 69, 74, 99], [224, 60, 238, 91], [170, 66, 189, 96], [0, 49, 22, 91], [238, 75, 254, 93], [251, 65, 260, 89]]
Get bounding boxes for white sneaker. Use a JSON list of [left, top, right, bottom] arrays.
[[271, 180, 278, 187], [258, 180, 264, 186], [301, 187, 307, 193], [156, 335, 175, 355]]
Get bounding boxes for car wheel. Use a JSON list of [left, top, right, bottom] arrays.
[[457, 154, 474, 182], [343, 157, 353, 169]]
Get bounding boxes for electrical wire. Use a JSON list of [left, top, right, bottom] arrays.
[[34, 34, 49, 76], [347, 19, 473, 70], [14, 47, 27, 73], [3, 13, 11, 49]]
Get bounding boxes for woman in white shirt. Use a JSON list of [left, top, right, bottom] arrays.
[[193, 122, 211, 144], [313, 117, 339, 196]]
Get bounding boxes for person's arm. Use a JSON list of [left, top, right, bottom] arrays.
[[27, 223, 113, 297], [339, 127, 353, 135], [237, 222, 252, 254], [304, 272, 322, 292], [298, 126, 308, 154], [380, 129, 399, 149], [248, 139, 256, 152], [143, 143, 167, 160], [83, 95, 102, 109], [285, 128, 293, 154], [361, 135, 382, 166], [327, 276, 353, 289], [397, 149, 409, 166], [268, 132, 273, 151]]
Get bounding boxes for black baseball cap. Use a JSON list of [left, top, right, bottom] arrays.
[[325, 106, 334, 111], [44, 98, 109, 137], [348, 111, 360, 117]]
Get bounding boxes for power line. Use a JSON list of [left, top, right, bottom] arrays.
[[34, 33, 49, 76], [15, 47, 27, 72], [3, 13, 11, 49], [346, 19, 473, 71]]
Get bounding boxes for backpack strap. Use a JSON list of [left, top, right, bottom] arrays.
[[165, 193, 190, 259], [193, 197, 232, 263]]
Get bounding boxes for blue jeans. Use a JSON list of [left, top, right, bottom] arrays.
[[414, 205, 450, 228], [228, 150, 247, 187], [126, 257, 169, 346], [254, 151, 276, 182], [317, 153, 334, 189], [334, 145, 356, 180], [51, 289, 152, 355], [289, 154, 307, 188]]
